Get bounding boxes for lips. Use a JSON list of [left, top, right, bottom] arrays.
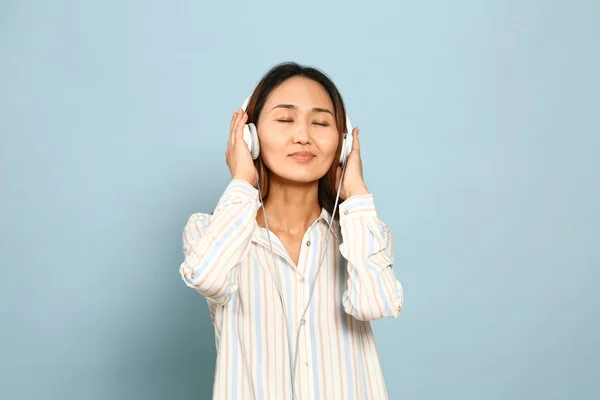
[[289, 151, 315, 161]]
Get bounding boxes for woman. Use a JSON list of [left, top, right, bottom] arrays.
[[179, 62, 403, 400]]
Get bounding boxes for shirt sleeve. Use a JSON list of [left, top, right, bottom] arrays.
[[338, 194, 404, 321], [179, 179, 259, 305]]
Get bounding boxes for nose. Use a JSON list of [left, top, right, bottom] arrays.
[[292, 119, 310, 144]]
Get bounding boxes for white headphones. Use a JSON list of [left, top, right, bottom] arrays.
[[241, 95, 354, 166]]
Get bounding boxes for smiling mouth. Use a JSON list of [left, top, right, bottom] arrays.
[[289, 152, 315, 161]]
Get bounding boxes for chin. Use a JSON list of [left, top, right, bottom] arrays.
[[270, 166, 328, 184]]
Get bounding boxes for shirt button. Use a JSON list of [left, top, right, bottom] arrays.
[[343, 210, 349, 215], [299, 277, 305, 283], [306, 240, 311, 247], [300, 319, 306, 325], [304, 362, 309, 367]]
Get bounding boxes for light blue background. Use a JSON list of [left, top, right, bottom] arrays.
[[1, 1, 599, 399]]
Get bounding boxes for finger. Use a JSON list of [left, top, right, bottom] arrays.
[[232, 109, 245, 141], [236, 110, 248, 140], [229, 111, 236, 133], [352, 127, 360, 151], [231, 109, 244, 146], [228, 111, 237, 147]]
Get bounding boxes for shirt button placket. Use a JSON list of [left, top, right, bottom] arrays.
[[299, 232, 312, 396], [302, 231, 315, 398]]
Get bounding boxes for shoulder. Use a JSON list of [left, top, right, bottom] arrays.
[[377, 220, 392, 235], [185, 212, 213, 230]]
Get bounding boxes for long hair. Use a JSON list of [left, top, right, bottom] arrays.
[[244, 62, 349, 220]]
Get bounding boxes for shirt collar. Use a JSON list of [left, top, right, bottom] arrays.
[[251, 207, 339, 253], [315, 207, 339, 238]]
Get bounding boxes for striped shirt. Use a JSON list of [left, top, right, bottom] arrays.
[[179, 179, 403, 400]]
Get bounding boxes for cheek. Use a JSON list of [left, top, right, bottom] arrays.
[[256, 127, 288, 163], [317, 132, 340, 157], [259, 135, 285, 157]]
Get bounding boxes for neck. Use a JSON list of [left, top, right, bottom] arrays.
[[258, 175, 322, 235]]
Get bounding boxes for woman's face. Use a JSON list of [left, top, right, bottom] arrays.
[[257, 76, 339, 183]]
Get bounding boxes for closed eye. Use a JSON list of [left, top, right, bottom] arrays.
[[277, 119, 329, 127]]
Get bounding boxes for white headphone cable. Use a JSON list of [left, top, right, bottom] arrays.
[[238, 161, 347, 400], [291, 161, 346, 386], [236, 171, 296, 400], [257, 172, 298, 399]]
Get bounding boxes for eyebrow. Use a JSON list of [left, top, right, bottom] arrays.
[[271, 104, 333, 116]]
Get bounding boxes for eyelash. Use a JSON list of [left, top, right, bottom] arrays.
[[276, 119, 329, 127]]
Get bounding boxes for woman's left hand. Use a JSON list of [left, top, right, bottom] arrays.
[[335, 127, 370, 199]]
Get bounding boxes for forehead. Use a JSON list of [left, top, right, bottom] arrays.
[[263, 76, 334, 110]]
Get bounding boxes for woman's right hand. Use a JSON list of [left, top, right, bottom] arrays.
[[226, 108, 258, 187]]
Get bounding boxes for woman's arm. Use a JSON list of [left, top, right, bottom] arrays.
[[179, 179, 259, 305], [338, 194, 404, 321]]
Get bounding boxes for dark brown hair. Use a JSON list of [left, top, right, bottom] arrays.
[[244, 61, 349, 219]]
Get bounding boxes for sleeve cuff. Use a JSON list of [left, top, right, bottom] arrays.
[[339, 194, 378, 219], [214, 179, 259, 211], [227, 179, 259, 198]]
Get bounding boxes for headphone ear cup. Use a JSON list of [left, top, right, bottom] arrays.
[[339, 131, 353, 166], [339, 115, 354, 166], [243, 123, 260, 160]]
